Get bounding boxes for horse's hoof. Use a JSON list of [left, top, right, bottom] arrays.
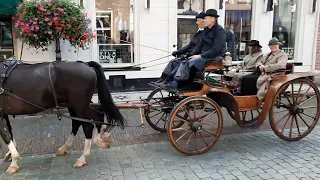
[[95, 141, 110, 149], [102, 133, 111, 142], [6, 166, 19, 174], [4, 154, 12, 162], [56, 149, 67, 156], [73, 160, 86, 168]]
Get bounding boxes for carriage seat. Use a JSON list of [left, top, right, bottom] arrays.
[[204, 57, 224, 72]]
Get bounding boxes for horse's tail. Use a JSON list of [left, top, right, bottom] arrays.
[[86, 61, 126, 128]]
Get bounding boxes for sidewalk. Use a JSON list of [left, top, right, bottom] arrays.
[[1, 127, 320, 180], [92, 91, 152, 104]]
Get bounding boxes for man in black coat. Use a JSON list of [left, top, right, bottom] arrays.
[[152, 12, 206, 85], [163, 9, 226, 91]]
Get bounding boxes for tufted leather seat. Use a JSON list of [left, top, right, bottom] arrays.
[[204, 56, 224, 72]]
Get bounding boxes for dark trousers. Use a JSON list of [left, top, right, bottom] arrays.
[[241, 73, 259, 95], [163, 57, 182, 77]]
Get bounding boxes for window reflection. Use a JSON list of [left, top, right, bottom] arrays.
[[95, 0, 134, 64], [225, 0, 252, 61], [272, 0, 297, 60]]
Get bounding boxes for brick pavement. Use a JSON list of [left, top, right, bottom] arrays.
[[0, 108, 273, 158], [2, 126, 320, 179]]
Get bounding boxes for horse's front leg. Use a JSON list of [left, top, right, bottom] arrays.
[[73, 122, 94, 168], [0, 116, 20, 173]]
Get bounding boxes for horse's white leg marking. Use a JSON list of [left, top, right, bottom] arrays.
[[4, 138, 16, 159], [74, 138, 91, 167], [6, 140, 20, 173], [56, 135, 74, 155], [94, 124, 110, 148]]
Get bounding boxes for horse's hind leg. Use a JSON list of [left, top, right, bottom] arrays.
[[90, 108, 111, 148], [56, 108, 80, 156], [0, 115, 20, 173], [73, 106, 94, 168]]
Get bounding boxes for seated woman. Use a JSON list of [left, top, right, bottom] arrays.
[[241, 37, 288, 100], [152, 12, 205, 86], [226, 40, 263, 83]]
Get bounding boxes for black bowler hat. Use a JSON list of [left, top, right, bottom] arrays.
[[247, 40, 262, 48], [204, 9, 219, 17], [195, 12, 205, 19]]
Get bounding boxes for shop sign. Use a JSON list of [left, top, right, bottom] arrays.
[[99, 49, 116, 63]]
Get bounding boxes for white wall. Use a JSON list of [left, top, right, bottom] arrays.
[[294, 0, 318, 72]]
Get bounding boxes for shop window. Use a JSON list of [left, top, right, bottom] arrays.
[[177, 19, 198, 50], [272, 0, 297, 60], [178, 0, 205, 15], [95, 0, 134, 64], [177, 0, 205, 50], [0, 15, 13, 60], [225, 0, 252, 61]]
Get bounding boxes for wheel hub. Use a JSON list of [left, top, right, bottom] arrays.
[[190, 121, 202, 132], [290, 105, 303, 114]]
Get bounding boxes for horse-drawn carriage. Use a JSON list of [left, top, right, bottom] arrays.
[[90, 60, 320, 155]]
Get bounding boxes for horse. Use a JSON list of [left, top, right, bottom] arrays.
[[0, 60, 125, 173]]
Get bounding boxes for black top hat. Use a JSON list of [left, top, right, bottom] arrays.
[[204, 9, 219, 17], [195, 12, 205, 19], [247, 40, 262, 48]]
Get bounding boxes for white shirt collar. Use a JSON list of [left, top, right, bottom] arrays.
[[197, 28, 204, 32]]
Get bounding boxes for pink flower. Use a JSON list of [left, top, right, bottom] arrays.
[[20, 31, 23, 35], [33, 21, 37, 25], [48, 31, 52, 34], [33, 34, 38, 37], [53, 17, 58, 21], [35, 26, 39, 30], [45, 17, 50, 21], [48, 22, 53, 26], [33, 18, 38, 21], [54, 13, 59, 16]]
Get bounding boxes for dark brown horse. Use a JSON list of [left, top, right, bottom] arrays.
[[0, 60, 125, 173]]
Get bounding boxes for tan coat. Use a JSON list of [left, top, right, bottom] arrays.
[[256, 50, 288, 100], [226, 51, 263, 82]]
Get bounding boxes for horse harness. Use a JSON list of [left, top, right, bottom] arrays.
[[0, 59, 140, 129], [0, 59, 21, 94]]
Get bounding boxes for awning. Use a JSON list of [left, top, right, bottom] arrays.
[[0, 0, 22, 15]]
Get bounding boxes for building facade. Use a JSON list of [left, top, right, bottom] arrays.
[[0, 0, 320, 91]]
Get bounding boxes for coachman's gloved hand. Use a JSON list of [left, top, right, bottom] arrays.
[[172, 51, 179, 57]]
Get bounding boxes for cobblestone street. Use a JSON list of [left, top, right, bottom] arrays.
[[0, 91, 273, 157], [1, 126, 320, 180]]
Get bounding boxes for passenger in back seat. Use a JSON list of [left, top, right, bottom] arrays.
[[256, 37, 288, 100], [226, 40, 263, 83]]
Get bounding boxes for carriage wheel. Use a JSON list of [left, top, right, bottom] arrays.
[[145, 88, 185, 133], [270, 78, 320, 141], [240, 109, 261, 124], [227, 109, 261, 124], [168, 96, 223, 155]]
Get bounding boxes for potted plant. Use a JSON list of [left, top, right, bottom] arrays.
[[13, 0, 96, 61]]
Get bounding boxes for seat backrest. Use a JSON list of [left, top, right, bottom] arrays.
[[285, 63, 294, 74]]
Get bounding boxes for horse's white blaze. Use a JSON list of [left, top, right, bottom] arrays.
[[78, 139, 91, 163], [58, 134, 74, 152], [8, 140, 19, 168]]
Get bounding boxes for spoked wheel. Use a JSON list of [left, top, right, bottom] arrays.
[[145, 88, 185, 132], [240, 109, 261, 124], [270, 78, 320, 141], [168, 96, 223, 155]]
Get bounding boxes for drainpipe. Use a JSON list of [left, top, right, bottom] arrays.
[[312, 1, 320, 70]]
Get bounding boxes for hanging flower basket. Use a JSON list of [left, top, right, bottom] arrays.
[[13, 0, 96, 51]]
